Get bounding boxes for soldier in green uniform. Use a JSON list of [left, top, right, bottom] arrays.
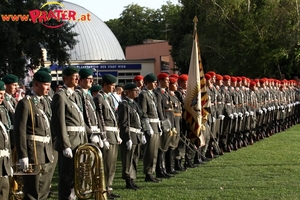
[[0, 80, 13, 199], [2, 74, 18, 151], [90, 85, 102, 98], [138, 73, 161, 182], [14, 71, 54, 200], [118, 83, 146, 190], [93, 74, 121, 199], [37, 67, 55, 99], [51, 66, 88, 200]]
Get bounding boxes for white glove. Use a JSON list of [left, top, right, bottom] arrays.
[[259, 109, 263, 114], [90, 135, 100, 144], [126, 140, 133, 150], [233, 113, 238, 118], [19, 157, 29, 171], [249, 111, 254, 116], [10, 167, 13, 176], [63, 148, 73, 158], [238, 112, 243, 118], [218, 115, 225, 120], [141, 135, 147, 144], [229, 114, 234, 119], [117, 136, 122, 144], [280, 105, 284, 110], [267, 107, 271, 111], [282, 109, 285, 113], [212, 117, 216, 123], [263, 108, 267, 113], [277, 106, 280, 110], [103, 139, 110, 150], [245, 111, 249, 117], [147, 126, 154, 137]]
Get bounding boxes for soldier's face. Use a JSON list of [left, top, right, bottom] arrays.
[[5, 82, 18, 95], [169, 82, 178, 91], [146, 81, 157, 90], [40, 82, 51, 96], [0, 90, 5, 104], [135, 80, 144, 88], [179, 80, 187, 89], [127, 88, 139, 99], [160, 78, 169, 88], [65, 73, 79, 88], [80, 75, 93, 89], [103, 83, 115, 93]]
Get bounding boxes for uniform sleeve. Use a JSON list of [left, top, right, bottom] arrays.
[[138, 92, 148, 118], [14, 99, 29, 159], [117, 103, 130, 141], [51, 93, 71, 151]]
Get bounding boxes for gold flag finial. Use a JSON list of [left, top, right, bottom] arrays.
[[193, 16, 198, 24]]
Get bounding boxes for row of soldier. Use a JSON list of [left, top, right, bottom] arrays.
[[0, 66, 299, 200]]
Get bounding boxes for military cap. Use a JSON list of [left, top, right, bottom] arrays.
[[223, 75, 231, 81], [204, 73, 212, 80], [216, 74, 223, 81], [79, 68, 93, 79], [169, 74, 179, 79], [102, 74, 117, 84], [231, 77, 237, 82], [144, 73, 157, 82], [2, 74, 18, 84], [169, 77, 178, 84], [133, 75, 144, 81], [157, 73, 169, 80], [207, 71, 216, 76], [34, 71, 52, 83], [90, 85, 102, 93], [0, 81, 5, 91], [237, 77, 242, 82], [178, 74, 188, 82], [123, 83, 137, 90], [260, 78, 266, 84], [38, 67, 51, 74], [62, 66, 79, 76]]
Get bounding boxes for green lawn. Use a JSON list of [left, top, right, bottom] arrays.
[[49, 124, 300, 200]]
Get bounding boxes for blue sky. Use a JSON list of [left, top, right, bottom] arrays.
[[68, 0, 178, 21]]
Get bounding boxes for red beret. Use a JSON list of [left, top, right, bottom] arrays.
[[237, 77, 242, 82], [178, 74, 188, 81], [216, 74, 223, 81], [231, 77, 237, 82], [241, 76, 247, 81], [253, 79, 259, 83], [260, 78, 266, 84], [157, 73, 169, 80], [250, 81, 256, 87], [207, 71, 216, 77], [169, 77, 178, 84], [223, 75, 231, 81], [170, 74, 179, 79], [204, 73, 211, 80], [134, 75, 144, 81]]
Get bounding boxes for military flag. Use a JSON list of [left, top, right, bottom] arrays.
[[183, 16, 210, 147]]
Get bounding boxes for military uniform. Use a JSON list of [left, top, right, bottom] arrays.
[[14, 71, 54, 200], [0, 97, 13, 200], [51, 67, 87, 200], [118, 94, 143, 189]]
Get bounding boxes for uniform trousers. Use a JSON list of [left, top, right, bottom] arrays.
[[102, 144, 118, 187], [120, 143, 138, 180]]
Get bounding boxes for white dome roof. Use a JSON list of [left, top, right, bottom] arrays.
[[61, 1, 125, 60]]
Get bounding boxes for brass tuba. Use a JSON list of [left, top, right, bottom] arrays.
[[74, 143, 108, 200]]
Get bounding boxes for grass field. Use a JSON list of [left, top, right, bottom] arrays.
[[49, 124, 300, 200]]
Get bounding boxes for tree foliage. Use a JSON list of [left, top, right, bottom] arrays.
[[0, 0, 77, 78]]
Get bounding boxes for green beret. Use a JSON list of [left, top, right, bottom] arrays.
[[0, 81, 5, 91], [34, 71, 52, 83], [90, 85, 102, 93], [102, 74, 117, 84], [38, 67, 51, 74], [2, 74, 18, 84], [144, 73, 157, 82], [62, 66, 79, 76], [79, 68, 93, 79], [123, 83, 137, 90]]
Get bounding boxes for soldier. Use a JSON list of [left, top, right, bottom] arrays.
[[138, 73, 161, 182], [51, 66, 88, 200], [37, 67, 55, 99], [2, 74, 18, 151], [154, 73, 174, 178], [90, 85, 102, 98], [174, 74, 190, 169], [0, 80, 13, 199], [167, 77, 182, 173], [14, 71, 54, 199], [118, 83, 146, 190], [133, 75, 144, 95], [93, 74, 121, 198]]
